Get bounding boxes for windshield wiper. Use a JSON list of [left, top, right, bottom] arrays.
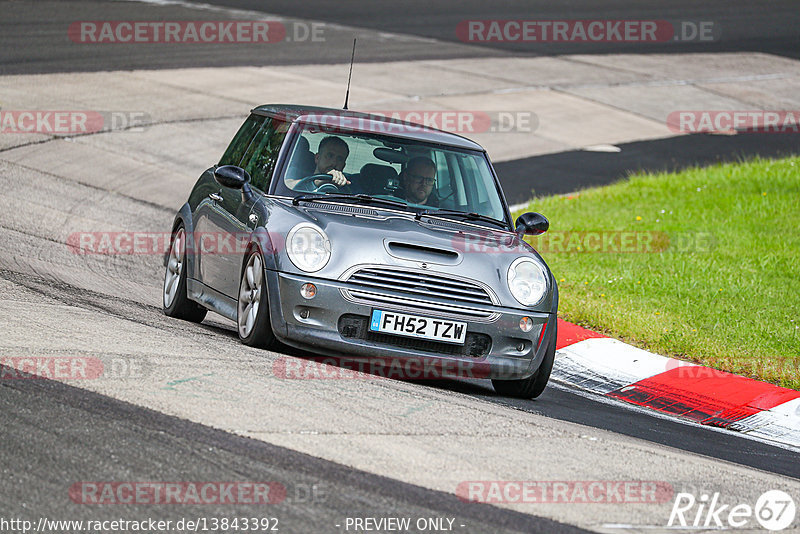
[[415, 209, 509, 229], [292, 193, 408, 210]]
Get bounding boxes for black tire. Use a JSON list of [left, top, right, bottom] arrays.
[[237, 249, 277, 349], [492, 322, 557, 399], [163, 224, 207, 323]]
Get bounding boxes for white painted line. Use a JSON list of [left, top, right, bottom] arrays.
[[731, 398, 800, 448], [553, 337, 696, 394], [508, 201, 531, 212], [582, 144, 621, 152]]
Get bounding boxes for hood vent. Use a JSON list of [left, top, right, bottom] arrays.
[[386, 241, 461, 265], [304, 202, 379, 217]]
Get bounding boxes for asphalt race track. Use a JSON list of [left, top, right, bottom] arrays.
[[199, 0, 800, 59], [0, 366, 590, 534], [1, 1, 799, 533], [5, 0, 800, 73]]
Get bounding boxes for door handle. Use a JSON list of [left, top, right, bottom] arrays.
[[209, 193, 223, 202]]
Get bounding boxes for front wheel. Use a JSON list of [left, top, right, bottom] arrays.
[[163, 225, 207, 323], [492, 322, 556, 399], [237, 250, 277, 348]]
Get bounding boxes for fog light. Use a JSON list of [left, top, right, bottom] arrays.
[[300, 283, 317, 299], [299, 308, 310, 319], [516, 342, 526, 352], [519, 316, 534, 332]]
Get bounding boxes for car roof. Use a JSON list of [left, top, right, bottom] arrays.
[[252, 104, 485, 151]]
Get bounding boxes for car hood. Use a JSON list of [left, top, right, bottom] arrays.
[[264, 199, 553, 310]]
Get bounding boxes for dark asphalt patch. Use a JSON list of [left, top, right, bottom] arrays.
[[199, 0, 800, 59], [0, 0, 503, 76], [495, 132, 800, 204]]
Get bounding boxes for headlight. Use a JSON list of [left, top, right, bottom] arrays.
[[507, 257, 548, 306], [287, 223, 331, 272]]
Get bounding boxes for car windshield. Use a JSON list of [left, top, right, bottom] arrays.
[[273, 123, 508, 225]]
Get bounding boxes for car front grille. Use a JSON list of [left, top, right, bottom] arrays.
[[341, 265, 498, 321], [338, 314, 491, 358]]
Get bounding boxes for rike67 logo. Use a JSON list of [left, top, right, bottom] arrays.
[[669, 490, 796, 531]]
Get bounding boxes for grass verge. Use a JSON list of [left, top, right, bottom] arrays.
[[515, 156, 800, 390]]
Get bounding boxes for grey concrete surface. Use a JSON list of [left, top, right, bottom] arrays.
[[3, 51, 799, 164]]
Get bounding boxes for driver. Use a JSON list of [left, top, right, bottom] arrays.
[[286, 135, 351, 189]]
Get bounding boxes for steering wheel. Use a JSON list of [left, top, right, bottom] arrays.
[[294, 173, 341, 193]]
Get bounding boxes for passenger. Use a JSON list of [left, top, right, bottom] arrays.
[[398, 156, 439, 206]]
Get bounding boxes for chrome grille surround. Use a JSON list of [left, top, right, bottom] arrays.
[[340, 264, 500, 323]]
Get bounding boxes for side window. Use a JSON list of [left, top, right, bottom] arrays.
[[462, 155, 488, 204], [459, 154, 505, 219], [444, 152, 468, 208], [219, 114, 264, 166], [433, 151, 453, 207], [240, 118, 290, 192]]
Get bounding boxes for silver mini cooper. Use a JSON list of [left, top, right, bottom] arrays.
[[164, 105, 557, 398]]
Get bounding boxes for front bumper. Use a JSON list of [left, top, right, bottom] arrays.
[[266, 271, 556, 380]]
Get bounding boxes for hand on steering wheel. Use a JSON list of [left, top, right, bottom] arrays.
[[326, 170, 350, 187], [293, 171, 350, 193]]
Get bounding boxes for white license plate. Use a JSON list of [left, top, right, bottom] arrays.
[[369, 310, 467, 345]]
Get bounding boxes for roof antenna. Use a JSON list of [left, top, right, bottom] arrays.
[[343, 38, 357, 110]]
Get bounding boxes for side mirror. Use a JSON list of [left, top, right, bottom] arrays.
[[515, 212, 549, 237], [214, 165, 251, 189]]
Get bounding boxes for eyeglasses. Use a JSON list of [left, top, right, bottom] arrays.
[[407, 173, 436, 186]]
